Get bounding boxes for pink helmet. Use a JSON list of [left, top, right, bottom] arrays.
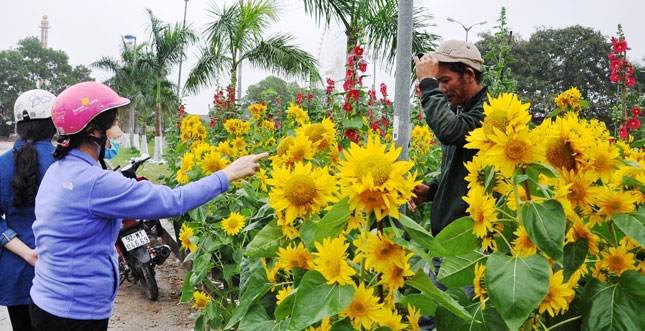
[[51, 81, 130, 135]]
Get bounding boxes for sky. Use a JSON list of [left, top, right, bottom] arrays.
[[1, 0, 644, 115]]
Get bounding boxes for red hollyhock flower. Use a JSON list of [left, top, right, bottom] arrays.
[[626, 76, 636, 86], [380, 83, 388, 97], [619, 126, 629, 139], [209, 121, 214, 127], [347, 89, 360, 102], [381, 116, 389, 127], [345, 128, 357, 140], [353, 46, 364, 56], [308, 93, 313, 101], [613, 40, 627, 53], [342, 102, 353, 112], [326, 86, 334, 93], [627, 118, 641, 130], [610, 72, 622, 82], [347, 55, 354, 66], [632, 107, 642, 116], [346, 69, 354, 78], [358, 62, 367, 72], [343, 79, 354, 92], [417, 113, 423, 121], [296, 92, 304, 105], [326, 78, 335, 85], [610, 59, 622, 71], [384, 100, 391, 106], [608, 53, 615, 60], [370, 121, 381, 131]]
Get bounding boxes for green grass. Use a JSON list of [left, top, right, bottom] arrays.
[[107, 139, 172, 184]]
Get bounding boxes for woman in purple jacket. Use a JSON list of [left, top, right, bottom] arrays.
[[29, 82, 267, 331], [0, 89, 57, 331]]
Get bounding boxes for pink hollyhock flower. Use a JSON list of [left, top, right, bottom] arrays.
[[346, 69, 354, 78], [326, 78, 334, 86], [627, 118, 641, 130], [610, 72, 622, 82], [342, 102, 353, 112], [353, 46, 364, 56], [308, 93, 313, 101], [610, 59, 622, 71], [343, 79, 354, 92], [625, 76, 636, 87], [358, 62, 367, 72], [381, 116, 389, 128], [296, 92, 304, 105], [608, 53, 616, 60], [326, 86, 334, 93], [613, 40, 627, 53], [619, 126, 628, 139], [347, 56, 354, 66], [380, 83, 388, 97], [632, 107, 642, 116], [347, 89, 360, 102]]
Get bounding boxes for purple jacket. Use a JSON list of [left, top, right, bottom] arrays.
[[31, 149, 228, 319]]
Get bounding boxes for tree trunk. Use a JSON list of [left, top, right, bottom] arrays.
[[155, 75, 162, 137]]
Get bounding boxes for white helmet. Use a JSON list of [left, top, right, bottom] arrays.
[[13, 89, 56, 122]]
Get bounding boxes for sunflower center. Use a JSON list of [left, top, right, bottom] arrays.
[[611, 256, 623, 266], [353, 302, 364, 313], [568, 183, 584, 203], [227, 219, 239, 229], [285, 174, 316, 205], [483, 110, 508, 136], [545, 138, 576, 171], [356, 156, 392, 186], [277, 137, 295, 156], [504, 138, 526, 161], [325, 259, 341, 277], [610, 201, 621, 212], [306, 123, 326, 144]]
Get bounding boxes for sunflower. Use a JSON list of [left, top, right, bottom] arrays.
[[179, 151, 196, 172], [192, 290, 211, 309], [554, 87, 582, 112], [287, 103, 309, 126], [191, 141, 214, 159], [554, 168, 598, 212], [566, 217, 600, 255], [268, 162, 336, 224], [473, 262, 487, 308], [486, 127, 539, 178], [376, 308, 408, 331], [407, 304, 421, 331], [261, 258, 279, 285], [284, 135, 315, 165], [179, 223, 197, 252], [305, 317, 331, 331], [536, 113, 589, 172], [598, 245, 637, 276], [221, 212, 245, 236], [338, 135, 419, 220], [232, 136, 246, 149], [296, 117, 336, 152], [353, 231, 406, 273], [538, 270, 575, 317], [257, 168, 269, 192], [340, 283, 382, 330], [272, 136, 296, 167], [180, 115, 207, 142], [464, 155, 488, 190], [176, 169, 190, 184], [277, 242, 314, 271], [584, 140, 620, 183], [512, 225, 537, 257], [249, 103, 267, 117], [216, 140, 233, 156], [312, 236, 356, 285], [343, 213, 366, 234], [379, 252, 415, 290], [276, 285, 293, 305], [463, 185, 497, 238], [595, 186, 639, 217], [262, 120, 276, 131], [199, 151, 229, 175], [465, 93, 532, 154]]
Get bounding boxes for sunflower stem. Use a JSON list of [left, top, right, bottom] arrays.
[[608, 220, 618, 246], [521, 167, 532, 201], [493, 228, 516, 256], [376, 217, 384, 303], [513, 179, 523, 227], [546, 315, 582, 330]]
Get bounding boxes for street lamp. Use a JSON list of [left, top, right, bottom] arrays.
[[176, 0, 189, 98], [124, 34, 137, 150], [446, 17, 487, 42]]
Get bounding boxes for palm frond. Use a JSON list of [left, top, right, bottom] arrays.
[[302, 0, 351, 28], [184, 45, 232, 94]]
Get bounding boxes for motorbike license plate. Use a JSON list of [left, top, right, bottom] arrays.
[[122, 230, 150, 251]]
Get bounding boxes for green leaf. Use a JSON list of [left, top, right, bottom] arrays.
[[330, 317, 353, 331], [406, 268, 472, 321], [392, 237, 434, 266], [524, 162, 559, 178], [581, 270, 645, 331], [194, 314, 204, 331], [188, 204, 209, 222], [275, 288, 297, 321], [341, 117, 363, 129], [287, 270, 355, 331], [180, 271, 195, 303], [242, 180, 257, 201], [522, 200, 566, 264], [612, 209, 645, 247], [563, 240, 588, 282], [436, 217, 480, 256], [299, 218, 317, 251], [397, 214, 447, 256], [238, 305, 289, 331], [485, 253, 550, 330], [435, 288, 506, 331], [225, 267, 273, 329], [313, 197, 351, 244], [245, 220, 290, 258], [437, 251, 488, 288], [631, 140, 645, 148], [396, 293, 437, 316], [546, 108, 562, 118]]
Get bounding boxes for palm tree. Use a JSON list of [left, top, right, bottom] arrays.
[[185, 0, 321, 103], [303, 0, 438, 68], [144, 8, 196, 161]]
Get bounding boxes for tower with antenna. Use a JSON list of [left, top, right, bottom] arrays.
[[40, 15, 49, 48]]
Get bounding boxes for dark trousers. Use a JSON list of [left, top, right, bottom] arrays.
[[7, 304, 33, 331], [29, 298, 109, 331]]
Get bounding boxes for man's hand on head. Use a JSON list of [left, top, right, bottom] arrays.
[[414, 53, 440, 82]]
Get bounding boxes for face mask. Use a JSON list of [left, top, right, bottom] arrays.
[[102, 139, 120, 159]]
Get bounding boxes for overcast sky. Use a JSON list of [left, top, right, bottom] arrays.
[[1, 0, 643, 115]]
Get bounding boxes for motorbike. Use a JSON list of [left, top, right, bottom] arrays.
[[113, 155, 171, 300]]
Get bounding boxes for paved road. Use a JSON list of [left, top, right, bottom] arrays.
[[0, 141, 14, 155]]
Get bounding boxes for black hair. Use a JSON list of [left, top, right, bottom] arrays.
[[53, 108, 118, 165], [442, 62, 483, 84], [11, 118, 57, 208]]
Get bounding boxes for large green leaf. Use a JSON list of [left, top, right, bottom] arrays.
[[188, 204, 209, 222], [581, 270, 645, 331], [245, 220, 290, 258], [485, 253, 550, 330], [406, 268, 472, 321], [299, 218, 317, 251], [275, 289, 297, 321], [392, 237, 434, 266], [435, 288, 506, 331], [563, 240, 588, 282], [522, 200, 566, 264], [437, 251, 488, 287], [395, 293, 437, 316], [313, 197, 351, 244], [238, 305, 289, 331], [397, 214, 447, 256], [436, 217, 480, 256], [225, 267, 273, 329], [612, 208, 645, 247], [330, 317, 353, 331], [287, 270, 355, 331]]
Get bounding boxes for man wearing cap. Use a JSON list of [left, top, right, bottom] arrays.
[[409, 39, 487, 235]]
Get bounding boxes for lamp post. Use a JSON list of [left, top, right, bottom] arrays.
[[176, 0, 189, 98], [446, 17, 487, 42], [124, 34, 137, 150]]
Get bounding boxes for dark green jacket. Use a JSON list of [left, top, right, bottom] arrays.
[[419, 79, 488, 235]]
